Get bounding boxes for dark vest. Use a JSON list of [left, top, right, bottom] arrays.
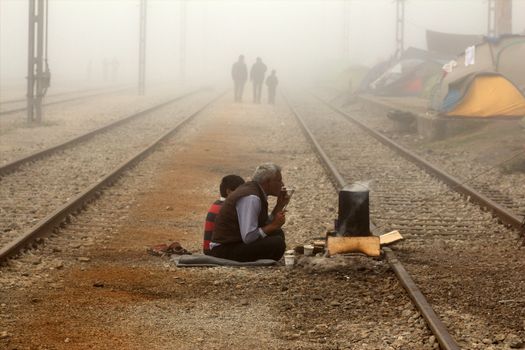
[[212, 181, 268, 244]]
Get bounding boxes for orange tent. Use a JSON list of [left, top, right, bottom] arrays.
[[433, 35, 525, 118], [445, 73, 525, 117]]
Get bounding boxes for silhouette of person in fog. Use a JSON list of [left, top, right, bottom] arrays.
[[231, 55, 248, 102], [265, 70, 278, 104], [250, 57, 267, 103]]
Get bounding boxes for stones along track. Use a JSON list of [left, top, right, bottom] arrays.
[[286, 91, 525, 349], [0, 90, 217, 252]]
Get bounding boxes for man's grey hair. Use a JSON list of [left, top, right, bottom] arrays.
[[252, 163, 281, 183]]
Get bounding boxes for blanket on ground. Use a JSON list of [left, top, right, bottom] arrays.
[[173, 254, 277, 267]]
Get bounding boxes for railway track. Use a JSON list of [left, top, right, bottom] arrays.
[[316, 90, 525, 225], [283, 90, 524, 349], [0, 86, 132, 116], [286, 91, 506, 240], [0, 85, 128, 105], [0, 88, 204, 176], [0, 88, 223, 260], [314, 92, 523, 232], [284, 91, 460, 349]]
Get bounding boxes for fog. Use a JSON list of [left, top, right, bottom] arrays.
[[1, 0, 525, 91]]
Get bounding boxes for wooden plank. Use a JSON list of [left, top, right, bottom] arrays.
[[379, 230, 403, 245], [326, 236, 381, 257]]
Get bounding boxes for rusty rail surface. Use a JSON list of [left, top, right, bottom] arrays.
[[0, 91, 225, 263], [282, 91, 461, 350]]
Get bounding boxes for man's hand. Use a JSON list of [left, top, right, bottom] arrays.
[[273, 211, 286, 227], [263, 211, 286, 234], [273, 188, 291, 214]]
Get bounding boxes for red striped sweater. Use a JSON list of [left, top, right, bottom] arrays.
[[203, 199, 224, 254]]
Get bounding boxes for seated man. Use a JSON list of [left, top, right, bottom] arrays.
[[209, 163, 289, 262], [203, 174, 245, 255]]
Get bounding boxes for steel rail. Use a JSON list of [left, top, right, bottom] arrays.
[[383, 247, 460, 350], [0, 85, 131, 105], [0, 88, 204, 176], [0, 91, 225, 263], [313, 93, 523, 230], [283, 93, 346, 190], [0, 87, 132, 116], [282, 91, 460, 350]]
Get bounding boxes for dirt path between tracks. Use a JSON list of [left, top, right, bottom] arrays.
[[1, 96, 434, 349]]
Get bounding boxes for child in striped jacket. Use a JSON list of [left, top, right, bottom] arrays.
[[203, 175, 245, 254]]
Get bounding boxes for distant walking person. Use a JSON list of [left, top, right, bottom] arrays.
[[231, 55, 248, 102], [250, 57, 267, 103], [265, 70, 279, 104]]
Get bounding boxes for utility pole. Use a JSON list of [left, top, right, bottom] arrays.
[[342, 0, 350, 60], [395, 0, 405, 58], [488, 0, 512, 37], [27, 0, 50, 123], [179, 0, 187, 84], [138, 0, 147, 95]]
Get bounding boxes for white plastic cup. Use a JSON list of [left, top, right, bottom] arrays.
[[304, 244, 314, 256], [284, 254, 295, 267]]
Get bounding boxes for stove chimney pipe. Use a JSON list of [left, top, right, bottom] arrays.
[[336, 183, 371, 237]]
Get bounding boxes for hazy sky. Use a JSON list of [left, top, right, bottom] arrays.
[[1, 0, 524, 89]]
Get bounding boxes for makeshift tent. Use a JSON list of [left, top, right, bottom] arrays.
[[370, 59, 445, 97], [359, 47, 450, 98], [357, 59, 395, 93], [433, 35, 525, 117], [441, 72, 525, 117]]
